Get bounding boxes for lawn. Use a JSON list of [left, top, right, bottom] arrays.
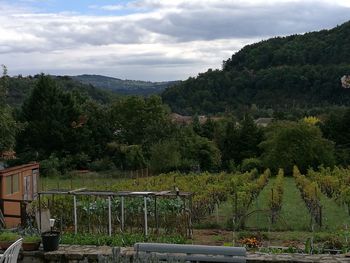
[[319, 192, 350, 231]]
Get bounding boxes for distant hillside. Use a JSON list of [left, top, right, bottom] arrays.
[[7, 75, 115, 107], [162, 21, 350, 115], [72, 74, 179, 96]]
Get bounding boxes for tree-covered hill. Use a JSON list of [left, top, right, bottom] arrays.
[[162, 21, 350, 115], [6, 75, 116, 107], [72, 74, 179, 96]]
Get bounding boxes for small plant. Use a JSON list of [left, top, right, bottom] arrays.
[[0, 232, 20, 242], [23, 235, 41, 243]]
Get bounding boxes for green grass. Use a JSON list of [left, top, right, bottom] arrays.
[[319, 193, 350, 231], [195, 199, 233, 229], [245, 178, 275, 230], [246, 177, 311, 231], [279, 178, 311, 231]]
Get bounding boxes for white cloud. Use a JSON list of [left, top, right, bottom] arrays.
[[0, 0, 349, 80]]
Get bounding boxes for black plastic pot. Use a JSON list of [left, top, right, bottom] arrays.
[[41, 231, 60, 252]]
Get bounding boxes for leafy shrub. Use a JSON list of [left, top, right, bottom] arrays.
[[40, 155, 60, 177], [241, 158, 263, 172], [89, 158, 116, 172]]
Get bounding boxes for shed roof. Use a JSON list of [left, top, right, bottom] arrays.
[[0, 163, 39, 176]]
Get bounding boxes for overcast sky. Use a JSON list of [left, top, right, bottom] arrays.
[[0, 0, 349, 81]]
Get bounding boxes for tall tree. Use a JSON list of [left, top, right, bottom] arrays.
[[0, 65, 17, 153], [220, 115, 263, 167], [16, 75, 84, 158]]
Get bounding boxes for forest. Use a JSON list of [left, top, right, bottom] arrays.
[[1, 67, 350, 175], [162, 21, 350, 114]]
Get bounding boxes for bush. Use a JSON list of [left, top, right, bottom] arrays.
[[89, 158, 116, 172], [241, 158, 263, 172], [40, 155, 60, 177]]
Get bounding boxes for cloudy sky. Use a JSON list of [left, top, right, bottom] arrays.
[[0, 0, 349, 81]]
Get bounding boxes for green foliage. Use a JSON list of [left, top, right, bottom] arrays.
[[150, 140, 181, 173], [23, 235, 41, 243], [321, 108, 350, 166], [223, 21, 350, 71], [163, 21, 350, 115], [89, 158, 116, 172], [293, 166, 322, 226], [17, 75, 86, 158], [0, 107, 17, 153], [6, 74, 114, 108], [0, 65, 18, 153], [40, 155, 61, 177], [220, 116, 263, 168], [241, 158, 263, 172], [0, 232, 20, 242], [110, 96, 173, 149], [269, 169, 284, 216], [260, 121, 335, 174]]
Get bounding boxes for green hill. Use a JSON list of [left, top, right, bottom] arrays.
[[7, 75, 115, 107], [162, 21, 350, 115], [72, 74, 179, 96]]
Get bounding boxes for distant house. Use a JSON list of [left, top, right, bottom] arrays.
[[255, 118, 273, 127], [0, 163, 39, 227], [0, 150, 16, 160], [170, 113, 223, 125]]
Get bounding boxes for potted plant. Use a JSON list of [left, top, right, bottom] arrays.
[[22, 235, 41, 251], [41, 219, 60, 252], [0, 232, 21, 250]]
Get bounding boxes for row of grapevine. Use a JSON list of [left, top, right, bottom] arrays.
[[308, 166, 350, 215], [269, 169, 284, 223], [33, 170, 265, 236], [293, 166, 322, 227], [233, 168, 270, 229]]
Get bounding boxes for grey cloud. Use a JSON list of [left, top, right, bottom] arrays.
[[1, 1, 349, 54], [82, 52, 199, 67], [140, 1, 350, 41]]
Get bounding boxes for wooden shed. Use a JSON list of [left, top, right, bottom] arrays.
[[0, 163, 39, 227]]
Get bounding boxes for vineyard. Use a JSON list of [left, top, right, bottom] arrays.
[[36, 167, 350, 240]]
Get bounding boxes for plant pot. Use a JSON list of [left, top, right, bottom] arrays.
[[22, 241, 41, 251], [0, 241, 16, 250], [41, 231, 60, 252]]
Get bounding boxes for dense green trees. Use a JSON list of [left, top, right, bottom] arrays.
[[162, 21, 350, 115], [4, 73, 349, 176], [17, 75, 86, 159], [320, 108, 350, 165], [260, 121, 335, 174], [219, 116, 263, 169], [0, 65, 17, 153]]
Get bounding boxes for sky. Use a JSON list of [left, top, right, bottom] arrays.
[[0, 0, 349, 81]]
